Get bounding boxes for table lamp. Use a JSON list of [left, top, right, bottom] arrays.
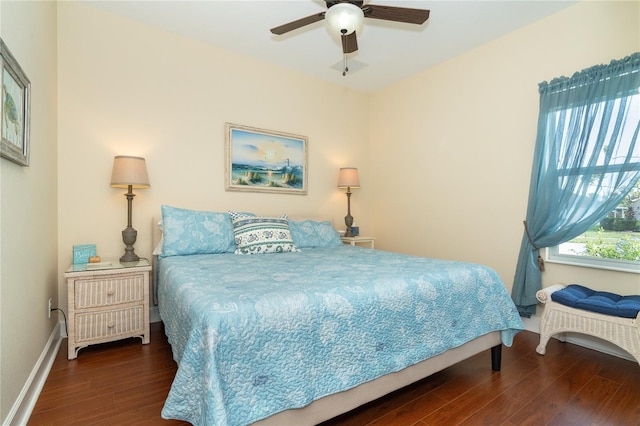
[[337, 167, 360, 237], [110, 155, 150, 262]]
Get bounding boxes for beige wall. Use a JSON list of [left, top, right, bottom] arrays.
[[369, 0, 640, 296], [56, 2, 370, 314], [0, 0, 57, 421]]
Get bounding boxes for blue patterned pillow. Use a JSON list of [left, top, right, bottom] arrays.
[[231, 215, 299, 254], [289, 220, 342, 248], [160, 205, 236, 256]]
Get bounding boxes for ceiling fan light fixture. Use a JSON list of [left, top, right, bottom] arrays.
[[325, 3, 364, 36]]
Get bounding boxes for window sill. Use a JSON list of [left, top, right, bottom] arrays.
[[546, 251, 640, 274]]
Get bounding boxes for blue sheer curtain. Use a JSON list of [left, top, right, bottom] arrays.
[[512, 53, 640, 317]]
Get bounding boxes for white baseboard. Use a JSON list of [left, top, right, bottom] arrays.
[[150, 305, 160, 323], [559, 333, 635, 362], [3, 320, 64, 426], [521, 314, 541, 334]]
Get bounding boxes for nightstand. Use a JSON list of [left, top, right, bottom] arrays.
[[341, 236, 376, 249], [64, 258, 151, 360]]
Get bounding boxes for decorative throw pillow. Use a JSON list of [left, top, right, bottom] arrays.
[[289, 220, 342, 248], [231, 215, 299, 254], [160, 205, 236, 256], [228, 210, 259, 221]]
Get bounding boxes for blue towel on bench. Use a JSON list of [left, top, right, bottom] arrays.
[[551, 284, 640, 319]]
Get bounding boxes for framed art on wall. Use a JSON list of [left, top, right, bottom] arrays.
[[1, 38, 30, 167], [225, 123, 308, 195]]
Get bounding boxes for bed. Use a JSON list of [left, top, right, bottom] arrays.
[[153, 206, 524, 426]]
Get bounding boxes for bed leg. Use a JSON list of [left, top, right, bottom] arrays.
[[491, 344, 502, 371]]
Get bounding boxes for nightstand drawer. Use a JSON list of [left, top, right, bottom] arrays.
[[74, 274, 145, 309], [75, 305, 145, 343]]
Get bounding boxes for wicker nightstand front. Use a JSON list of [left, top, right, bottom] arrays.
[[65, 259, 151, 359]]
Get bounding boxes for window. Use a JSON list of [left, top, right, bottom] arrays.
[[547, 93, 640, 273]]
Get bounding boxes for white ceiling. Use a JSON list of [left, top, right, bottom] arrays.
[[85, 0, 579, 93]]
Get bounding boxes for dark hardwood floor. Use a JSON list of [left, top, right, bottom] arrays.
[[29, 322, 639, 425]]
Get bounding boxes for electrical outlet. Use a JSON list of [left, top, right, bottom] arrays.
[[48, 298, 52, 318]]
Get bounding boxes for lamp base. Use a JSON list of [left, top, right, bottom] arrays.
[[120, 227, 140, 263], [344, 212, 354, 237]]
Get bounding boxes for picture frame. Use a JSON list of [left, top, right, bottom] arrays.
[[1, 38, 30, 167], [225, 123, 308, 195]]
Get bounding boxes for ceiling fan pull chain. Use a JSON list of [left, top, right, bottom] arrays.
[[343, 53, 349, 76], [340, 29, 349, 76]]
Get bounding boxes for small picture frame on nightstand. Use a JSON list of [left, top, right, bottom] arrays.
[[73, 244, 96, 264]]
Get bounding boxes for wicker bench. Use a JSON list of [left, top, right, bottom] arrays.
[[536, 284, 640, 365]]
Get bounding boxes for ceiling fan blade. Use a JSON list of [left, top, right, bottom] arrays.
[[341, 32, 358, 54], [364, 4, 430, 25], [270, 12, 326, 35]]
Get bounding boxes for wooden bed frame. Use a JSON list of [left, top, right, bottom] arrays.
[[150, 218, 503, 425]]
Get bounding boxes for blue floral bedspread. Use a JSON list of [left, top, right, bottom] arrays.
[[158, 246, 524, 426]]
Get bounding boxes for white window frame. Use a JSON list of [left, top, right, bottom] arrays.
[[546, 245, 640, 274]]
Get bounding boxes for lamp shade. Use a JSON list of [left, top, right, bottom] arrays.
[[110, 156, 150, 188], [337, 167, 360, 188], [325, 3, 364, 36]]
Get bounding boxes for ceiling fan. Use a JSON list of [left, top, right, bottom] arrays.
[[270, 1, 430, 55]]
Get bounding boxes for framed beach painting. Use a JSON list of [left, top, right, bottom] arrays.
[[225, 123, 308, 195], [1, 38, 30, 167]]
